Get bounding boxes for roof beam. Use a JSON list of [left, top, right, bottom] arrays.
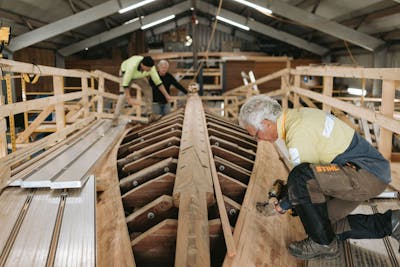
[[197, 1, 328, 55], [148, 16, 256, 43], [250, 0, 385, 51], [8, 0, 152, 52], [59, 1, 191, 56]]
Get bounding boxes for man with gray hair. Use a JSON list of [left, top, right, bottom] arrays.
[[149, 60, 187, 116], [239, 95, 398, 260]]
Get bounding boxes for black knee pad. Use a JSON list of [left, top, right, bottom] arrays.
[[287, 163, 316, 205]]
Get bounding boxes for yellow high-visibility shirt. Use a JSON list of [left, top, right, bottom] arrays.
[[121, 55, 162, 87], [277, 108, 354, 167]]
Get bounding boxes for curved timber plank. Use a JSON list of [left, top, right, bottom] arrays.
[[94, 127, 136, 267], [223, 141, 305, 267]]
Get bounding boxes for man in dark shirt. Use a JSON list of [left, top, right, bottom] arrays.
[[150, 60, 187, 115]]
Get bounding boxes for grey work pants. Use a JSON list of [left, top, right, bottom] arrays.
[[288, 163, 387, 234]]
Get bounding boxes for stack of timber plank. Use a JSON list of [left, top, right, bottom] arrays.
[[10, 119, 125, 189], [0, 118, 127, 267], [0, 175, 95, 266]]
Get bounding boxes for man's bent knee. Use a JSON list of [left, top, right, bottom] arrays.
[[287, 163, 321, 205]]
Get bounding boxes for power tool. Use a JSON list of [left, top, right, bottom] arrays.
[[256, 179, 293, 216], [268, 179, 287, 203]]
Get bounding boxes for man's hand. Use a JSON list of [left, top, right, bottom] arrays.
[[127, 97, 140, 106], [256, 197, 287, 217], [165, 95, 173, 103], [274, 202, 287, 214]]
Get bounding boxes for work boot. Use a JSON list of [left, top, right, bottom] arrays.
[[391, 210, 400, 252], [111, 118, 119, 127], [148, 113, 162, 122], [288, 237, 339, 260]]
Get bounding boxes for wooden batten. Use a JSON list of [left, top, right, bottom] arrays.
[[131, 219, 178, 266], [137, 118, 183, 136], [11, 120, 102, 178], [208, 129, 257, 151], [16, 105, 54, 144], [291, 86, 400, 134], [223, 196, 241, 212], [120, 157, 178, 196], [203, 112, 237, 258], [292, 66, 400, 81], [118, 130, 182, 158], [1, 115, 96, 185], [121, 173, 175, 208], [218, 172, 247, 204], [322, 76, 333, 113], [211, 146, 254, 172], [214, 156, 251, 184], [126, 195, 177, 233], [379, 80, 396, 159], [117, 137, 181, 168], [210, 136, 256, 161], [122, 120, 182, 144], [207, 122, 256, 143], [122, 146, 180, 174], [205, 115, 249, 134], [120, 124, 183, 151]]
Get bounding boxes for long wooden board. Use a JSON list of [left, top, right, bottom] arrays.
[[223, 141, 305, 267], [94, 127, 136, 267], [20, 120, 111, 188], [51, 123, 125, 189]]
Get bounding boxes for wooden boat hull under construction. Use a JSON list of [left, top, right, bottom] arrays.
[[96, 94, 305, 267], [97, 94, 400, 267], [2, 94, 400, 267]]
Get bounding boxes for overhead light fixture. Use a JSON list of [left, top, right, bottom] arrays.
[[118, 0, 156, 14], [185, 35, 193, 47], [141, 15, 175, 30], [232, 0, 272, 15], [347, 87, 367, 96], [124, 16, 143, 25], [216, 16, 250, 31]]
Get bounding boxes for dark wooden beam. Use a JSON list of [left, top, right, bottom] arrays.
[[122, 173, 176, 209], [122, 146, 179, 174], [208, 128, 257, 151], [120, 157, 177, 194], [218, 172, 247, 203], [210, 136, 256, 161], [214, 156, 251, 184], [126, 195, 177, 233], [117, 136, 180, 169], [212, 145, 254, 172]]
